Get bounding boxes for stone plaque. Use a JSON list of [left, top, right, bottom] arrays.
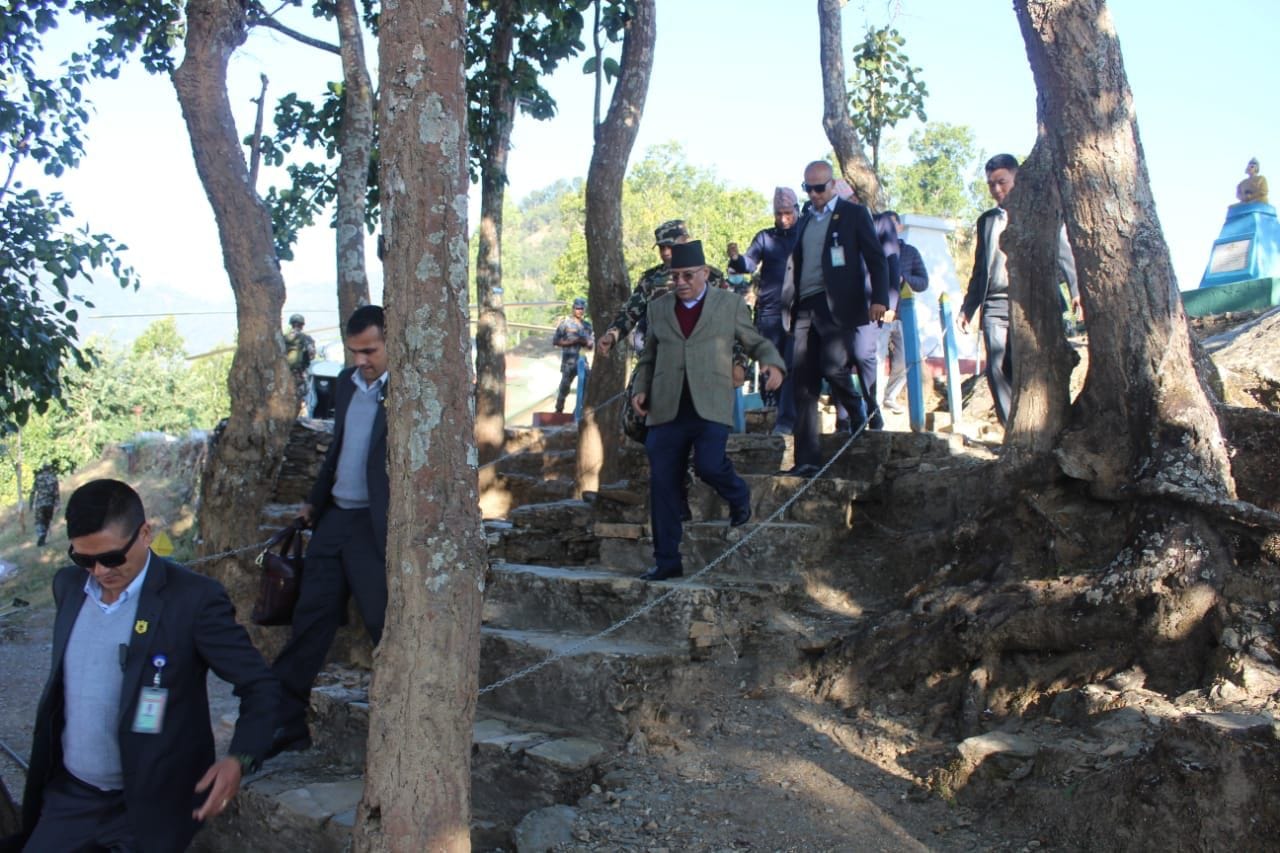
[[1209, 238, 1251, 274]]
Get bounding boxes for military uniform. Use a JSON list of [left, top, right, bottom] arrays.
[[553, 302, 594, 413], [29, 465, 59, 547], [284, 316, 317, 412]]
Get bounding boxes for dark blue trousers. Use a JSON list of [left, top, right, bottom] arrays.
[[645, 406, 750, 571], [271, 507, 386, 732], [792, 295, 876, 466], [755, 313, 796, 432], [22, 771, 139, 852]]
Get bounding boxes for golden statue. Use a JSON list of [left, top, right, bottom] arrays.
[[1236, 158, 1269, 205]]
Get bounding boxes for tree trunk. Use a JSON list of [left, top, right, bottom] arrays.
[[334, 0, 374, 342], [355, 0, 483, 849], [1013, 0, 1234, 500], [1002, 137, 1076, 455], [816, 0, 882, 209], [576, 0, 656, 494], [173, 0, 293, 555], [474, 0, 516, 466]]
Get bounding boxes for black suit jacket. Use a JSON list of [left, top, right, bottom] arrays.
[[21, 557, 277, 853], [962, 207, 1079, 320], [783, 197, 890, 331], [308, 366, 389, 557]]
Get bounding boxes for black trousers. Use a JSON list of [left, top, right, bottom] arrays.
[[791, 295, 876, 466], [23, 771, 137, 852], [271, 506, 386, 731]]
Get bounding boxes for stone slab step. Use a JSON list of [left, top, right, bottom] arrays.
[[203, 705, 609, 852], [491, 447, 577, 477], [597, 520, 838, 578], [484, 560, 788, 649], [480, 473, 576, 520], [502, 425, 579, 455], [479, 626, 687, 741]]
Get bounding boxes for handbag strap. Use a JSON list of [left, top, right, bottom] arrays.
[[256, 519, 305, 566]]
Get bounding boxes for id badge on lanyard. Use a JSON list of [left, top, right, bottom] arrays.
[[132, 654, 168, 734]]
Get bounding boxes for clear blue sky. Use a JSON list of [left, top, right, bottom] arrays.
[[39, 0, 1279, 353]]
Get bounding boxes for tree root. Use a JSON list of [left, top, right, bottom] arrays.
[[1134, 479, 1280, 531]]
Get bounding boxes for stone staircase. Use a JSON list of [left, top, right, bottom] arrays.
[[197, 418, 985, 851]]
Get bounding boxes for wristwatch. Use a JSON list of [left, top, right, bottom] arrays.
[[233, 753, 259, 775]]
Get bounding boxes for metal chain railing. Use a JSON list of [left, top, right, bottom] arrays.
[[478, 423, 866, 695]]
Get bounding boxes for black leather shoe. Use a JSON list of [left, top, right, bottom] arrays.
[[264, 725, 312, 761], [639, 565, 683, 582], [729, 503, 752, 527], [780, 463, 820, 478]]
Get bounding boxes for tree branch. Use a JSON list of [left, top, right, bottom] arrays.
[[246, 3, 340, 54]]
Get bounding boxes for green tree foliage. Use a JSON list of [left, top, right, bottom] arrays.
[[882, 122, 985, 223], [0, 320, 233, 504], [846, 25, 928, 174], [551, 143, 770, 307], [0, 1, 169, 428]]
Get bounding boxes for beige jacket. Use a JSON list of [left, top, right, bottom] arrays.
[[633, 285, 785, 427]]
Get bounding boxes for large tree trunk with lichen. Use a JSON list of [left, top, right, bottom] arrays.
[[334, 0, 374, 341], [811, 3, 1280, 830], [474, 0, 516, 467], [174, 0, 293, 556], [1001, 137, 1077, 454], [576, 0, 655, 494], [353, 0, 483, 849], [816, 0, 881, 208], [1014, 0, 1233, 499]]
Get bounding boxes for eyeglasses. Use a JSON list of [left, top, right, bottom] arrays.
[[68, 522, 144, 570], [671, 270, 701, 282], [801, 179, 832, 194]]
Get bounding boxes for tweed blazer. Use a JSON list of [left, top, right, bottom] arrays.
[[632, 285, 784, 427]]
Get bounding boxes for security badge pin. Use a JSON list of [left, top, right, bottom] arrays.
[[132, 653, 168, 735], [134, 619, 148, 635]]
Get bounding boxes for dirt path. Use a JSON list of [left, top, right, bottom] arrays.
[[0, 606, 53, 809]]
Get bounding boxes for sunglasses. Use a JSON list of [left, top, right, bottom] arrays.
[[801, 179, 832, 194], [671, 270, 701, 282], [68, 522, 144, 570]]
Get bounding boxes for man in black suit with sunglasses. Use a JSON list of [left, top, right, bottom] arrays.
[[13, 479, 277, 853]]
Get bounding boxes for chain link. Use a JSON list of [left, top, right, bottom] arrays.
[[186, 537, 277, 567], [478, 424, 865, 695]]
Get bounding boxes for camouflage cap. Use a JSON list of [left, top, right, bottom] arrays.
[[289, 313, 305, 326], [653, 219, 688, 246], [572, 297, 587, 309]]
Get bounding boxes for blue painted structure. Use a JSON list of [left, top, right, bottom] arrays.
[[939, 293, 963, 430], [1198, 202, 1280, 288], [898, 287, 926, 432]]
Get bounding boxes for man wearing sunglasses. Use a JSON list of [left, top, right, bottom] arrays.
[[780, 160, 890, 477], [630, 241, 785, 581], [15, 479, 277, 852]]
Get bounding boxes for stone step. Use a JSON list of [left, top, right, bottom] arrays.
[[484, 560, 790, 652], [597, 520, 838, 579], [202, 701, 608, 852], [480, 472, 576, 520], [491, 447, 577, 478], [598, 473, 878, 529], [478, 626, 687, 741], [502, 425, 579, 455]]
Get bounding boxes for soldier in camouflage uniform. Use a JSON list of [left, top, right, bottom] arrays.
[[553, 297, 594, 413], [284, 313, 317, 414], [595, 220, 748, 443], [29, 462, 59, 547]]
